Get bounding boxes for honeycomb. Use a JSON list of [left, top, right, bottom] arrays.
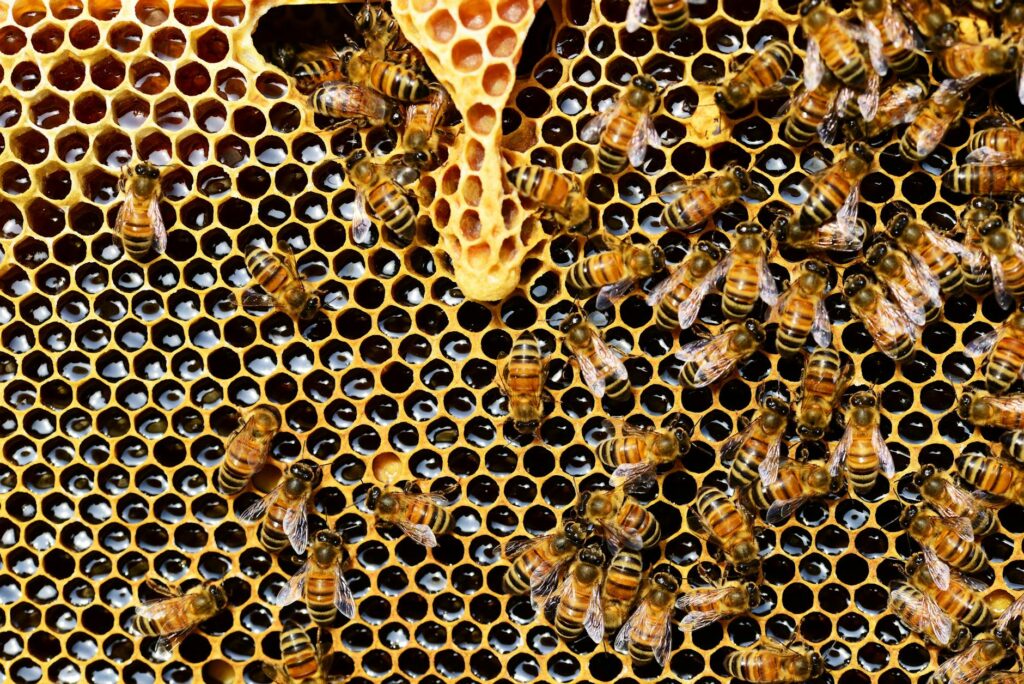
[[2, 0, 1024, 682]]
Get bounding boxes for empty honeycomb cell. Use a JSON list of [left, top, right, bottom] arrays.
[[130, 57, 170, 94], [254, 71, 287, 99], [427, 9, 455, 43], [31, 22, 64, 52], [90, 54, 125, 89], [29, 93, 70, 129], [175, 62, 210, 96], [67, 18, 98, 48], [214, 67, 246, 100], [11, 63, 41, 92], [111, 93, 148, 128], [135, 0, 167, 26], [211, 0, 244, 27], [173, 0, 208, 26], [196, 27, 228, 62]]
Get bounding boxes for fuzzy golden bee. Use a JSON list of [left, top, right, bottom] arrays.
[[801, 0, 885, 93], [888, 213, 967, 295], [338, 46, 430, 102], [724, 640, 824, 683], [906, 552, 994, 629], [646, 241, 726, 331], [958, 197, 1000, 293], [842, 273, 919, 360], [601, 548, 643, 636], [276, 530, 355, 627], [345, 150, 427, 248], [216, 405, 281, 495], [888, 582, 971, 652], [772, 209, 867, 254], [243, 248, 325, 321], [239, 459, 322, 554], [720, 221, 779, 320], [507, 165, 590, 234], [957, 450, 1024, 506], [131, 579, 230, 656], [284, 43, 345, 94], [580, 74, 661, 174], [959, 389, 1024, 430], [900, 506, 989, 589], [853, 0, 917, 74], [115, 161, 167, 259], [577, 486, 661, 551], [597, 418, 691, 485], [614, 570, 682, 666], [966, 313, 1024, 394], [403, 84, 451, 154], [675, 576, 760, 632], [743, 459, 842, 525], [902, 77, 975, 161], [939, 38, 1017, 80], [977, 217, 1024, 309], [661, 165, 766, 233], [914, 464, 998, 538], [692, 486, 760, 577], [566, 236, 666, 308], [967, 124, 1024, 164], [799, 142, 874, 229], [854, 79, 928, 138], [865, 237, 942, 325], [898, 0, 956, 47], [829, 390, 895, 497], [366, 482, 454, 547], [677, 319, 766, 389], [944, 162, 1024, 196], [781, 74, 842, 147], [929, 630, 1015, 684], [715, 41, 793, 114], [309, 82, 403, 129], [722, 393, 791, 489], [560, 308, 630, 402], [795, 348, 849, 441], [549, 543, 606, 642], [261, 620, 343, 684], [503, 522, 589, 600], [499, 330, 549, 435], [771, 258, 832, 355]]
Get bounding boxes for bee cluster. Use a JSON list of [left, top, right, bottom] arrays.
[[14, 0, 1024, 682]]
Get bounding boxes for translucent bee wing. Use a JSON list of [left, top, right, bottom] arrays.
[[240, 290, 280, 312], [611, 461, 656, 487], [883, 7, 915, 50], [692, 351, 738, 388], [886, 280, 928, 328], [530, 559, 568, 600], [625, 0, 649, 32], [720, 418, 757, 464], [504, 535, 543, 560], [646, 264, 688, 308], [238, 484, 282, 523], [613, 603, 645, 653], [397, 520, 438, 547], [872, 426, 895, 478], [149, 198, 168, 255], [891, 584, 953, 646], [923, 547, 951, 591], [766, 495, 811, 526], [965, 147, 1018, 165], [675, 335, 714, 362], [817, 217, 866, 252], [932, 642, 989, 684], [675, 585, 733, 611], [676, 264, 723, 331], [134, 594, 193, 623], [276, 562, 309, 606], [996, 589, 1024, 629], [113, 197, 132, 241], [804, 39, 824, 92], [334, 573, 355, 618], [991, 253, 1014, 310], [576, 352, 606, 398], [811, 298, 832, 348], [965, 328, 1000, 358], [583, 583, 606, 642], [944, 516, 975, 543], [758, 258, 779, 307], [924, 228, 969, 258], [817, 95, 843, 146], [858, 21, 889, 77], [828, 424, 853, 478], [153, 629, 194, 658], [744, 180, 771, 202], [580, 107, 615, 143], [653, 611, 673, 666], [1019, 62, 1024, 106], [593, 335, 629, 383], [937, 480, 978, 516], [757, 435, 783, 487], [144, 577, 182, 599], [627, 114, 655, 168], [658, 179, 698, 202], [351, 192, 372, 244], [283, 495, 311, 555], [857, 71, 880, 122], [596, 278, 636, 310], [871, 295, 922, 358]]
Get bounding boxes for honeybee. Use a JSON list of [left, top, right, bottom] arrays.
[[978, 217, 1024, 309], [771, 259, 832, 355], [216, 405, 281, 495], [743, 459, 843, 525], [366, 482, 454, 547], [580, 74, 660, 174], [310, 82, 403, 129], [966, 313, 1024, 394], [967, 125, 1024, 164], [503, 522, 590, 600], [959, 389, 1024, 430], [842, 273, 919, 360], [403, 84, 451, 154], [898, 0, 956, 47], [676, 575, 761, 632], [940, 38, 1017, 80], [276, 530, 355, 626], [724, 640, 824, 683], [115, 161, 166, 259], [560, 308, 630, 402], [577, 486, 661, 551], [676, 319, 766, 389], [597, 418, 691, 485], [929, 630, 1015, 684], [614, 570, 683, 666], [957, 451, 1024, 506], [856, 79, 928, 138], [714, 41, 794, 114], [1001, 430, 1024, 461], [795, 348, 850, 441], [566, 236, 666, 309], [865, 237, 941, 325], [278, 44, 345, 94], [900, 506, 989, 590], [888, 213, 967, 295], [239, 459, 322, 555], [901, 78, 975, 161], [692, 486, 760, 577], [722, 393, 790, 489], [602, 548, 643, 636], [781, 74, 842, 146], [720, 222, 779, 320], [507, 165, 590, 234], [550, 543, 606, 642], [914, 464, 998, 538], [958, 197, 999, 293], [829, 390, 895, 497], [802, 0, 885, 91], [242, 247, 324, 321], [345, 150, 426, 247], [944, 163, 1024, 195], [261, 620, 342, 684], [772, 209, 867, 253], [661, 165, 767, 233], [799, 142, 874, 229], [888, 582, 971, 652], [498, 330, 549, 435], [339, 47, 430, 102], [131, 579, 229, 656], [353, 3, 411, 60], [646, 241, 726, 331], [853, 0, 917, 74], [906, 551, 994, 629], [625, 0, 689, 32]]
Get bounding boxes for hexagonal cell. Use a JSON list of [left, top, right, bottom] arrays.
[[12, 129, 50, 164], [73, 92, 106, 124], [130, 57, 170, 95], [483, 63, 511, 97], [106, 21, 140, 52], [151, 25, 186, 60], [48, 57, 86, 91], [195, 27, 228, 62], [90, 54, 126, 89], [29, 93, 70, 129], [93, 129, 132, 168], [214, 67, 246, 101], [137, 130, 172, 166], [30, 23, 64, 53], [67, 19, 98, 48], [11, 62, 41, 91], [1, 163, 31, 196], [111, 93, 149, 129], [12, 0, 47, 27], [427, 10, 455, 43], [452, 39, 483, 72], [135, 0, 168, 26], [87, 0, 121, 20]]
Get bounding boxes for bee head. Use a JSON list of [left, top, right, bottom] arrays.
[[992, 0, 1009, 11], [805, 653, 825, 677], [736, 221, 760, 236], [855, 0, 882, 13], [575, 490, 593, 517], [560, 311, 585, 334], [842, 273, 868, 298], [743, 318, 766, 344], [344, 149, 368, 172], [696, 240, 723, 263], [979, 217, 1005, 238], [763, 394, 790, 418], [251, 405, 282, 433], [512, 417, 539, 434], [904, 552, 926, 575], [995, 627, 1016, 649], [731, 167, 752, 191], [796, 422, 824, 441], [932, 22, 958, 49], [974, 197, 1000, 212], [744, 582, 761, 607], [957, 389, 978, 420], [299, 293, 322, 321], [897, 505, 918, 529], [799, 0, 824, 16], [864, 238, 892, 267], [849, 141, 874, 164], [290, 459, 323, 487], [579, 542, 606, 566], [733, 558, 760, 577], [632, 74, 658, 93], [366, 486, 383, 511], [649, 246, 666, 272], [208, 583, 229, 610], [652, 571, 680, 593], [849, 391, 876, 409], [315, 529, 342, 547], [912, 464, 937, 489], [354, 4, 374, 32], [713, 89, 733, 113], [134, 162, 160, 179], [564, 522, 589, 547], [671, 423, 692, 454], [885, 213, 912, 239], [803, 259, 828, 280], [770, 215, 792, 242], [949, 625, 972, 653]]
